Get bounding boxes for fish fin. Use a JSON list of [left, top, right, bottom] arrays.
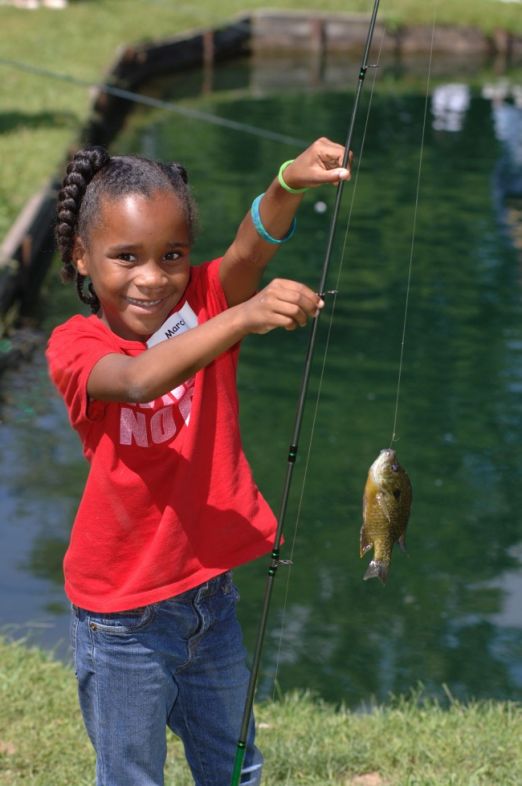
[[363, 560, 388, 585], [359, 526, 372, 558], [398, 534, 407, 553]]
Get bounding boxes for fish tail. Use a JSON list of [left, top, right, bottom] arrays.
[[363, 560, 389, 585]]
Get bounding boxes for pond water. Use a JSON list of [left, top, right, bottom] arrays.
[[1, 52, 521, 708]]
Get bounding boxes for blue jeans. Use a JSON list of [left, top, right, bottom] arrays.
[[71, 572, 263, 786]]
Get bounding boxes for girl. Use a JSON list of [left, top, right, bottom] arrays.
[[46, 137, 350, 786]]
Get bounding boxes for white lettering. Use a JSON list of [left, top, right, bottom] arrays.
[[172, 383, 186, 401], [120, 408, 148, 446], [171, 379, 194, 425], [178, 389, 193, 424], [150, 407, 177, 444], [119, 406, 178, 447]]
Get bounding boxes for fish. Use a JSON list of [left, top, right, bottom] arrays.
[[360, 448, 412, 585]]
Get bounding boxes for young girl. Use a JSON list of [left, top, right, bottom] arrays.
[[46, 137, 350, 786]]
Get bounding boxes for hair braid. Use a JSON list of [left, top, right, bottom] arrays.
[[75, 273, 100, 313], [56, 146, 110, 312]]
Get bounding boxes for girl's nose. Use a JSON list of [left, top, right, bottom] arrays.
[[135, 261, 167, 289]]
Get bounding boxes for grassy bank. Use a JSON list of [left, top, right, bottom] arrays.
[[1, 0, 521, 240], [0, 637, 521, 785]]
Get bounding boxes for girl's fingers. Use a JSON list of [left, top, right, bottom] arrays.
[[276, 291, 324, 328], [323, 167, 351, 184], [270, 279, 324, 315], [252, 279, 324, 332], [285, 140, 353, 189], [316, 146, 353, 182], [276, 301, 314, 329]]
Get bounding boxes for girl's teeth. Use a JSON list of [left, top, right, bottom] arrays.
[[129, 298, 161, 306]]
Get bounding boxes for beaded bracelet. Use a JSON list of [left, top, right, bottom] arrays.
[[278, 160, 309, 195], [250, 193, 297, 244]]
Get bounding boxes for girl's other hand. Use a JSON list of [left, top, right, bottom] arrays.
[[281, 137, 353, 191], [238, 278, 324, 335]]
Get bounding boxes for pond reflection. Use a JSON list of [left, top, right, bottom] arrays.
[[1, 54, 521, 706]]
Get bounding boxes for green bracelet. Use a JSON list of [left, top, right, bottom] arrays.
[[278, 160, 309, 195]]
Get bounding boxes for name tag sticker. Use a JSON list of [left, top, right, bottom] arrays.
[[146, 302, 198, 348]]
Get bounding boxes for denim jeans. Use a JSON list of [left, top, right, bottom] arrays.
[[71, 572, 263, 786]]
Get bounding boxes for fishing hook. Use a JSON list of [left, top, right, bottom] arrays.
[[317, 289, 339, 298], [230, 2, 382, 784]]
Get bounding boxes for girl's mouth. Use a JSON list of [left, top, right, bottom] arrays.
[[126, 296, 165, 310]]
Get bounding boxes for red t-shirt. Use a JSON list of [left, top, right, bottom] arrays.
[[46, 258, 277, 612]]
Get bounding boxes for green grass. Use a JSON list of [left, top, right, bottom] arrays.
[[0, 0, 521, 240], [0, 637, 521, 785]]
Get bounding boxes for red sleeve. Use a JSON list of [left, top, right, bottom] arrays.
[[46, 316, 118, 428], [193, 258, 229, 318]]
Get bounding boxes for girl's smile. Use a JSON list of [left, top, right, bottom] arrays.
[[75, 189, 192, 340]]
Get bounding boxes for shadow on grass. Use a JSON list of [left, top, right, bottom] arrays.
[[0, 110, 77, 134]]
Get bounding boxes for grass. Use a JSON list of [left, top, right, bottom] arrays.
[[0, 637, 521, 785], [0, 0, 521, 240]]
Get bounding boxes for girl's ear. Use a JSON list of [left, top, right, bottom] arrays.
[[73, 237, 89, 276]]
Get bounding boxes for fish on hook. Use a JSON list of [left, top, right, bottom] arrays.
[[360, 448, 412, 584]]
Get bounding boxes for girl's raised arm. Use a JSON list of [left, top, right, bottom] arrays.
[[86, 277, 324, 403], [219, 137, 351, 307]]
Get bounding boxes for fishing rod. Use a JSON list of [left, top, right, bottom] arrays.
[[230, 1, 382, 784]]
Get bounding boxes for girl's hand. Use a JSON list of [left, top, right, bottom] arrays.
[[238, 278, 324, 335], [220, 136, 352, 310], [281, 137, 352, 191]]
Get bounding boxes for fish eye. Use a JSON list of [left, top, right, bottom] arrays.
[[391, 463, 399, 472], [393, 489, 401, 499]]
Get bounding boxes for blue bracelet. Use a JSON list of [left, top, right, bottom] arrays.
[[250, 193, 297, 244]]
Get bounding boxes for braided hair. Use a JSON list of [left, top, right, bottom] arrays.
[[55, 146, 197, 313]]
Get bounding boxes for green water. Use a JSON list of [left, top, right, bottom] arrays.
[[1, 59, 521, 708]]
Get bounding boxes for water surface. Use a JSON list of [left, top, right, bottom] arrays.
[[1, 54, 521, 707]]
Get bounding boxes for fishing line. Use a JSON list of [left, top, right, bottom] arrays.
[[229, 2, 383, 783], [0, 56, 308, 147], [389, 3, 437, 448], [269, 27, 385, 700]]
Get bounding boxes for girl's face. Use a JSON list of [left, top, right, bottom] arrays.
[[75, 189, 192, 341]]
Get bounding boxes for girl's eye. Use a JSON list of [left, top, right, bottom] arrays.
[[165, 251, 182, 262], [117, 253, 135, 263]]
